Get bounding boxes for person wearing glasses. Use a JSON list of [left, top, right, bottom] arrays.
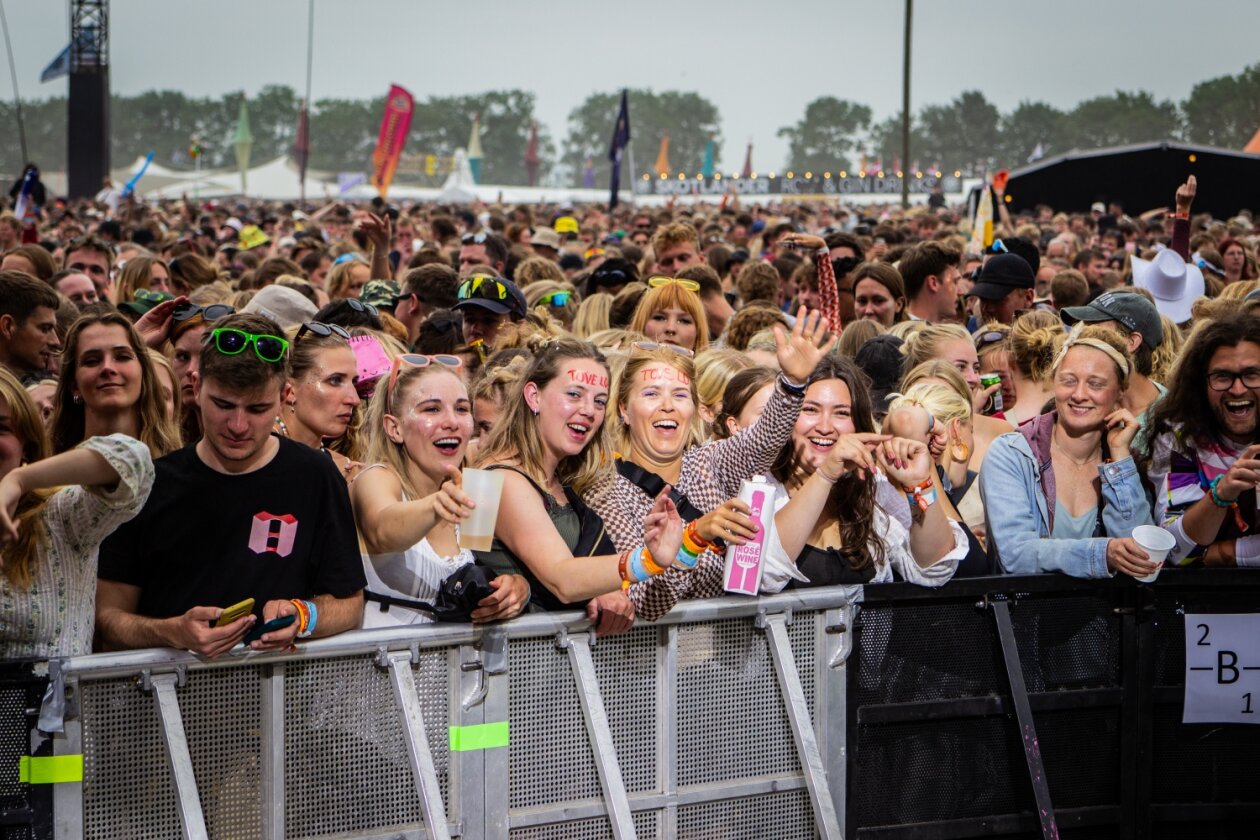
[[98, 313, 366, 657], [351, 352, 531, 627], [524, 280, 579, 331], [452, 273, 528, 349], [627, 276, 711, 354], [49, 311, 180, 459], [584, 311, 830, 625], [278, 322, 363, 481], [980, 325, 1157, 579], [1144, 313, 1260, 569]]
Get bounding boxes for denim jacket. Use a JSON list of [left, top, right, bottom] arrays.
[[979, 412, 1153, 579]]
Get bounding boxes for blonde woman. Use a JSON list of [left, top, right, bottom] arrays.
[[694, 347, 753, 428], [573, 293, 613, 338], [524, 280, 579, 331], [1003, 310, 1067, 425]]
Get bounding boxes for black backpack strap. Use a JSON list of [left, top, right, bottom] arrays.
[[364, 589, 436, 614], [614, 458, 707, 522]]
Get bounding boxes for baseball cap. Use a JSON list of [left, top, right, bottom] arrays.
[[453, 274, 527, 320], [1090, 202, 1106, 213], [118, 289, 173, 317], [853, 334, 905, 417], [968, 254, 1035, 301], [360, 279, 401, 309], [1060, 291, 1164, 350]]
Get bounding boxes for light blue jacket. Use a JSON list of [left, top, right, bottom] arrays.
[[979, 414, 1153, 579]]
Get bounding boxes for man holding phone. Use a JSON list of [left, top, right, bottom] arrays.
[[96, 313, 365, 658]]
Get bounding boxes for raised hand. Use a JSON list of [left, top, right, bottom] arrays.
[[774, 307, 832, 384], [357, 211, 392, 255], [643, 489, 684, 568], [1104, 408, 1140, 461], [1175, 175, 1197, 214]]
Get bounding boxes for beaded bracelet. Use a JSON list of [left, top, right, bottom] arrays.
[[1208, 475, 1250, 533]]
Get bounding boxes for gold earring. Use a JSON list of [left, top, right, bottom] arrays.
[[950, 436, 971, 463]]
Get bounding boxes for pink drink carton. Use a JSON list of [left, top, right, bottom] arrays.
[[723, 476, 770, 595]]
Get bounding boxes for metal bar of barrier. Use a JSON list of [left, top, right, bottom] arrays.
[[990, 599, 1058, 840], [383, 650, 452, 840], [259, 663, 284, 840], [759, 610, 844, 840], [147, 672, 209, 840], [560, 630, 638, 840]]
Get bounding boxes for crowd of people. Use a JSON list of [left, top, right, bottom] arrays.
[[1, 169, 1258, 662]]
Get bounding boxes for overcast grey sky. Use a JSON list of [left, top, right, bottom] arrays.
[[5, 0, 1259, 173]]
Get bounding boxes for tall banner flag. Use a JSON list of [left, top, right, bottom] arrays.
[[40, 45, 71, 82], [12, 169, 36, 221], [968, 184, 994, 254], [702, 136, 715, 179], [654, 130, 671, 176], [524, 120, 540, 187], [607, 90, 631, 208], [293, 99, 311, 196], [371, 84, 414, 198], [741, 141, 753, 178], [232, 96, 253, 195], [467, 112, 484, 184]]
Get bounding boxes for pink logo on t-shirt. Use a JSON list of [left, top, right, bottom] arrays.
[[248, 512, 298, 557]]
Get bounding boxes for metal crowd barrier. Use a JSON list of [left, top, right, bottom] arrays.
[[12, 587, 859, 840], [848, 569, 1260, 840]]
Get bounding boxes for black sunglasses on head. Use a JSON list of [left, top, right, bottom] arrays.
[[173, 302, 235, 322], [345, 298, 379, 317], [295, 321, 350, 343]]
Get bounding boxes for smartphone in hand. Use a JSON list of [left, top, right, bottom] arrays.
[[243, 614, 296, 645], [213, 598, 255, 628]]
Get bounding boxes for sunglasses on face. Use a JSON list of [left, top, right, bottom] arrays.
[[208, 328, 289, 363], [458, 275, 510, 301], [173, 302, 236, 322], [631, 340, 695, 358], [831, 256, 860, 276], [646, 275, 700, 293], [295, 321, 351, 343], [538, 291, 572, 307], [386, 353, 464, 413]]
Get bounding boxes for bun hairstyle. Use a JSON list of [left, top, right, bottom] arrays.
[[1008, 309, 1066, 382]]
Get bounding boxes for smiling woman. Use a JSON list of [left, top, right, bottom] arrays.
[[50, 311, 179, 458], [627, 281, 710, 353]]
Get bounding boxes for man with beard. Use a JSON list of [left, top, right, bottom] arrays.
[[1145, 313, 1260, 568]]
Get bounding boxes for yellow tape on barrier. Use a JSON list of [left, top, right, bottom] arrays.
[[18, 755, 83, 784]]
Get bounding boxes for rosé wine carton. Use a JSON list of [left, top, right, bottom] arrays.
[[723, 476, 770, 596]]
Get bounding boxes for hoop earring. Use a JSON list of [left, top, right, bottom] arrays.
[[949, 436, 971, 463]]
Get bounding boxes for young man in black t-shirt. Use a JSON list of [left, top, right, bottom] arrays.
[[97, 313, 365, 657]]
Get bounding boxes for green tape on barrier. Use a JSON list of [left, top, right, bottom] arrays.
[[18, 755, 83, 784], [448, 721, 509, 752]]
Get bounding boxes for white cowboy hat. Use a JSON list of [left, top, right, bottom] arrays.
[[1131, 248, 1205, 325]]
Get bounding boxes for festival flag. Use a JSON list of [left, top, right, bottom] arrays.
[[741, 141, 753, 178], [121, 153, 154, 199], [702, 136, 715, 179], [582, 157, 596, 190], [467, 112, 484, 184], [371, 84, 414, 198], [607, 90, 630, 208], [40, 45, 71, 82], [12, 169, 36, 221], [968, 183, 994, 254], [293, 99, 311, 190], [654, 130, 671, 176], [1027, 142, 1045, 163], [232, 96, 253, 195], [1244, 126, 1260, 154], [524, 119, 540, 187]]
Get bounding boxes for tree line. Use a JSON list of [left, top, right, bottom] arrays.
[[0, 62, 1256, 188]]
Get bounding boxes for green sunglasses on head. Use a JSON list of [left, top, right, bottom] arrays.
[[209, 328, 290, 363]]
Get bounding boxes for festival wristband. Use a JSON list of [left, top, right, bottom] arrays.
[[303, 600, 317, 638], [288, 599, 310, 636], [777, 373, 806, 395], [902, 477, 936, 512]]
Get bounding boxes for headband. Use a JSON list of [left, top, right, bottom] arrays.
[[1052, 323, 1130, 380]]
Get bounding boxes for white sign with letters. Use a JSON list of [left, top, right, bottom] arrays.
[[1183, 614, 1260, 724]]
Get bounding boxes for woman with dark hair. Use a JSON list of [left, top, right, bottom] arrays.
[[167, 253, 220, 297], [279, 322, 363, 480], [712, 366, 778, 440], [1218, 238, 1255, 284], [315, 298, 384, 332], [852, 261, 907, 327], [51, 311, 180, 457], [0, 367, 153, 658], [760, 354, 965, 589]]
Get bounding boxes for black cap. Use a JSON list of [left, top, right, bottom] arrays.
[[853, 333, 905, 416], [1061, 290, 1164, 350], [453, 275, 528, 320], [969, 254, 1034, 301]]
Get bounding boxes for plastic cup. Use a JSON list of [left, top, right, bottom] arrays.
[[1131, 525, 1176, 583], [458, 468, 504, 552]]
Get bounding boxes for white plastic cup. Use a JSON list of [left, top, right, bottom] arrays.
[[458, 468, 504, 552], [1131, 525, 1176, 583]]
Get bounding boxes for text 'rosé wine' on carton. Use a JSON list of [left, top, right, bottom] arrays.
[[723, 476, 770, 596]]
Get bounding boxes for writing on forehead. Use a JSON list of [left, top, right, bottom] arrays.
[[567, 368, 608, 389], [639, 366, 690, 385]]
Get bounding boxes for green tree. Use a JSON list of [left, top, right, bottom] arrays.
[[0, 97, 68, 177], [917, 91, 1001, 171], [1181, 63, 1260, 149], [998, 101, 1067, 167], [308, 96, 381, 173], [1064, 90, 1179, 148], [776, 97, 871, 173], [866, 112, 928, 171], [563, 90, 720, 188], [409, 90, 553, 185]]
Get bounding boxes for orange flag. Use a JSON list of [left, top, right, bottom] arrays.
[[654, 130, 671, 175], [371, 84, 415, 198], [1245, 126, 1260, 154]]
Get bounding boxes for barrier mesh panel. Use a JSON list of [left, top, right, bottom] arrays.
[[676, 789, 814, 839], [0, 670, 44, 840], [592, 624, 659, 794], [509, 809, 658, 839], [509, 635, 602, 809], [284, 650, 449, 837], [1011, 595, 1120, 692], [81, 667, 262, 840], [676, 614, 815, 787], [1150, 703, 1260, 804]]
